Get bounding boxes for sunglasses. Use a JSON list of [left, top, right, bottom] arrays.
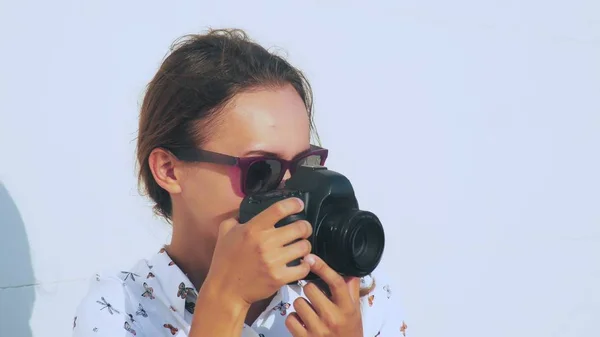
[[167, 145, 328, 195]]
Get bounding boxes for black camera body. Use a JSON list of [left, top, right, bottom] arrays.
[[239, 165, 385, 281]]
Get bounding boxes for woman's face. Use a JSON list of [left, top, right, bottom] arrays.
[[173, 84, 311, 244]]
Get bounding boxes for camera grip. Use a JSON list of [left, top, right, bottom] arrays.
[[274, 213, 305, 228], [276, 212, 308, 268]]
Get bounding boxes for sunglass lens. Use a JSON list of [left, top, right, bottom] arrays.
[[245, 159, 282, 194], [295, 154, 324, 169]]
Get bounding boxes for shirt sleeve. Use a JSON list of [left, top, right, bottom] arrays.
[[72, 274, 141, 337], [360, 265, 409, 337]]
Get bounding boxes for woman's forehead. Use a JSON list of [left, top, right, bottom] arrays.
[[209, 86, 310, 157]]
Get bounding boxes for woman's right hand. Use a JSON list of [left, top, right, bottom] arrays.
[[204, 197, 313, 306]]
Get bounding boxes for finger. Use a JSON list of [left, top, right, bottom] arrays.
[[293, 297, 323, 332], [276, 259, 311, 284], [311, 279, 332, 298], [344, 276, 361, 303], [217, 218, 239, 238], [277, 239, 312, 265], [305, 254, 353, 309], [302, 281, 334, 315], [285, 313, 308, 337], [270, 220, 313, 246], [251, 198, 304, 230]]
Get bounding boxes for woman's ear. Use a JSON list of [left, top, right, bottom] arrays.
[[148, 148, 183, 194]]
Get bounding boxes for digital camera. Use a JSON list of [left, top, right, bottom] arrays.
[[239, 165, 385, 280]]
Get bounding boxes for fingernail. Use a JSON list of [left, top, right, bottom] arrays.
[[305, 254, 316, 266], [295, 198, 304, 209]]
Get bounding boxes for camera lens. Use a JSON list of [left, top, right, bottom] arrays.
[[352, 227, 368, 257], [349, 215, 385, 272], [315, 209, 385, 277]]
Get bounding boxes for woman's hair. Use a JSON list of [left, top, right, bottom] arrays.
[[136, 28, 317, 220]]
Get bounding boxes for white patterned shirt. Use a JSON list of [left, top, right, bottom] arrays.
[[72, 248, 408, 337]]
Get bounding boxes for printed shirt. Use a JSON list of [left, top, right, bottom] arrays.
[[72, 248, 408, 337]]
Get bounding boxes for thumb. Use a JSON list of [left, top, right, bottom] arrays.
[[344, 276, 361, 303], [218, 218, 239, 238]]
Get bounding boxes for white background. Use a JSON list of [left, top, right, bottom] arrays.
[[1, 1, 599, 336]]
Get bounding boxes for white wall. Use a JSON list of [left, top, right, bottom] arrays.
[[1, 1, 599, 336]]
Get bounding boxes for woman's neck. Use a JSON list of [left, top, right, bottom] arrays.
[[166, 224, 216, 290]]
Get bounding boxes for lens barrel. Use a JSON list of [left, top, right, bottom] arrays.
[[315, 209, 385, 277]]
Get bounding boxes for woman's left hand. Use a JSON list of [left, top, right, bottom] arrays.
[[285, 254, 363, 337]]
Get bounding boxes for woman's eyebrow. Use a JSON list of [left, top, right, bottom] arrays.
[[292, 147, 313, 158], [241, 149, 280, 157], [241, 147, 311, 158]]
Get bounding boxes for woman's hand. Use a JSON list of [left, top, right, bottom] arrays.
[[204, 197, 313, 306], [286, 254, 363, 337]]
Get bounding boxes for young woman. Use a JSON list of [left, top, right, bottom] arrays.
[[72, 28, 407, 337]]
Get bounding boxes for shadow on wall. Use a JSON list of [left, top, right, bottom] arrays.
[[0, 183, 35, 337]]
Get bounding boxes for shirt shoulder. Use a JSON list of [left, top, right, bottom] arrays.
[[72, 273, 140, 337], [72, 254, 189, 337], [359, 263, 409, 337]]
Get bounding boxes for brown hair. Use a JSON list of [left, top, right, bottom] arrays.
[[136, 28, 317, 220]]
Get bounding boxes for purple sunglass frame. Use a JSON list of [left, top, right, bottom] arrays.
[[167, 144, 329, 195]]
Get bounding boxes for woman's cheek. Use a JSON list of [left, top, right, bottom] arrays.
[[227, 166, 245, 198]]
